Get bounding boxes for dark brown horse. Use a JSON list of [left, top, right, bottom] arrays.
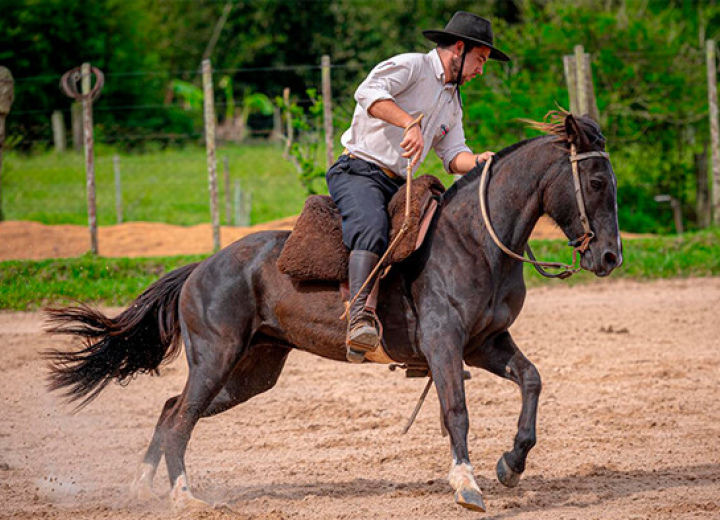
[[45, 113, 622, 513]]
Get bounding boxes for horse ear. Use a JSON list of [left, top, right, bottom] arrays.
[[564, 113, 589, 148]]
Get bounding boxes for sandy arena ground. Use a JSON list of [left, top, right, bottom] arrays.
[[1, 276, 719, 519]]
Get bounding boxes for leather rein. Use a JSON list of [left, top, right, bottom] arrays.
[[479, 144, 610, 279]]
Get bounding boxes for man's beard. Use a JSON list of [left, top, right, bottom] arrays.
[[450, 55, 467, 85]]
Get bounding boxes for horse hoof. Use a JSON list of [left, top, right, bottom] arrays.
[[129, 482, 162, 503], [496, 454, 521, 488], [172, 495, 213, 511], [454, 487, 486, 512]]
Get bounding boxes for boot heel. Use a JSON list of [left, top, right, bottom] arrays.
[[346, 347, 366, 364]]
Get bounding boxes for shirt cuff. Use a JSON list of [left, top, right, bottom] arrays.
[[356, 88, 395, 115]]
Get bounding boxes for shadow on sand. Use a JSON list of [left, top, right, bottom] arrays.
[[213, 462, 720, 517]]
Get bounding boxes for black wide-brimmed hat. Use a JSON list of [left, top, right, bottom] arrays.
[[423, 11, 510, 62]]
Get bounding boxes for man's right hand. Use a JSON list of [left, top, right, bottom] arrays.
[[401, 124, 424, 168]]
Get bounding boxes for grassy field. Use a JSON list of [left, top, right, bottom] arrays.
[[2, 144, 454, 226], [1, 229, 718, 310]]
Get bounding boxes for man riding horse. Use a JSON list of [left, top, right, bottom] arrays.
[[326, 11, 510, 363]]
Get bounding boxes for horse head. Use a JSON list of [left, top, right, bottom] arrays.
[[541, 113, 623, 277]]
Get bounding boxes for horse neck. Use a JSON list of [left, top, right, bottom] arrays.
[[440, 137, 565, 266]]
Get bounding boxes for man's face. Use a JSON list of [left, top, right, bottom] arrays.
[[452, 44, 492, 85]]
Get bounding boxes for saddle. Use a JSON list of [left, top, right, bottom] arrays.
[[277, 175, 445, 282]]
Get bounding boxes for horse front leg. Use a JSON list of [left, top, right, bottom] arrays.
[[424, 343, 486, 512], [467, 331, 542, 488]]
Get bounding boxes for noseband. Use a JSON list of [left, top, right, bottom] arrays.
[[479, 144, 610, 279]]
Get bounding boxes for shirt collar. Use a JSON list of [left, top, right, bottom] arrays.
[[429, 49, 445, 81]]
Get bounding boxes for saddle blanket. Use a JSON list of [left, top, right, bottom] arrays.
[[277, 175, 445, 282]]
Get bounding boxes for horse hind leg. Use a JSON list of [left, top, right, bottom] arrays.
[[130, 395, 180, 501], [165, 341, 291, 510], [201, 343, 291, 419]]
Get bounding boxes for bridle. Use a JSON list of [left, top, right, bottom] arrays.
[[479, 143, 610, 279]]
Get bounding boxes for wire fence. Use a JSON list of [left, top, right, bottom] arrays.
[[1, 43, 717, 241], [2, 59, 349, 234]]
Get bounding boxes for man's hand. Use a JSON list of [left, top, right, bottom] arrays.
[[450, 150, 496, 175], [401, 125, 424, 167], [475, 151, 495, 164]]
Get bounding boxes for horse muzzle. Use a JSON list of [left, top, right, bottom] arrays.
[[581, 240, 623, 277]]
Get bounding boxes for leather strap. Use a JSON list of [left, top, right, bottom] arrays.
[[478, 145, 611, 279]]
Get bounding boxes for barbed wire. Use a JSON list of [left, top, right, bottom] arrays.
[[9, 44, 708, 83]]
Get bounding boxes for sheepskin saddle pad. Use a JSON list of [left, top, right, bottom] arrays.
[[277, 174, 445, 282]]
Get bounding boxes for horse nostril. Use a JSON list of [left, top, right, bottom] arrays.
[[603, 250, 618, 268]]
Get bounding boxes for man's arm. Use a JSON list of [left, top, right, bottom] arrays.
[[449, 150, 495, 175], [368, 100, 424, 167]]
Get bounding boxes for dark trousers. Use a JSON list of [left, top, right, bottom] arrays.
[[326, 155, 404, 256]]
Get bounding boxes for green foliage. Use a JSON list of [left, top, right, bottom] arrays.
[[171, 80, 204, 111], [3, 0, 719, 231], [0, 0, 196, 146], [276, 89, 327, 195], [461, 0, 720, 233], [243, 91, 274, 116]]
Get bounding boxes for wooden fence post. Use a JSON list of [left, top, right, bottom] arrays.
[[574, 45, 589, 116], [202, 58, 221, 251], [0, 66, 14, 222], [282, 87, 293, 160], [233, 179, 251, 227], [563, 46, 600, 121], [321, 55, 334, 168], [224, 155, 231, 225], [71, 102, 82, 153], [60, 64, 104, 254], [707, 39, 720, 226], [81, 63, 99, 255], [234, 179, 241, 226], [51, 110, 66, 152], [113, 154, 123, 224], [269, 106, 284, 142]]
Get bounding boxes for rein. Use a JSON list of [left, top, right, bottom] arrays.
[[479, 144, 610, 279], [340, 114, 424, 321]]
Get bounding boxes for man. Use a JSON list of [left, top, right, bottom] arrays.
[[326, 11, 510, 363]]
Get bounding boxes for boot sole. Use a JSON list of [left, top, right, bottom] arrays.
[[347, 330, 379, 351]]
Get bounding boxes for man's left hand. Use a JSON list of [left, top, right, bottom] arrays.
[[475, 151, 495, 164]]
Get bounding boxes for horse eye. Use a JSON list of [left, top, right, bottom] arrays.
[[590, 179, 603, 191]]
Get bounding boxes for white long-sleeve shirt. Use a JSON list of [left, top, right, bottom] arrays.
[[341, 49, 472, 179]]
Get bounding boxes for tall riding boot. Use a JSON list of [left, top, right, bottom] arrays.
[[346, 250, 381, 363]]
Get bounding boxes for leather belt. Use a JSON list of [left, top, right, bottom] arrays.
[[342, 149, 401, 180]]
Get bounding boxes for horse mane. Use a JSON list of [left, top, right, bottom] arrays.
[[442, 110, 604, 204], [521, 109, 605, 146], [441, 136, 545, 203], [519, 109, 570, 143]]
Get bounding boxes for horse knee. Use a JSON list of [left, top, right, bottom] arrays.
[[522, 364, 542, 395]]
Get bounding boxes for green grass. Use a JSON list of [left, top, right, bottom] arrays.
[[2, 144, 455, 226], [1, 230, 718, 310], [523, 228, 720, 285], [0, 254, 206, 310], [3, 145, 309, 226]]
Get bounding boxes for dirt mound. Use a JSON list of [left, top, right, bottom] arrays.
[[1, 216, 641, 261]]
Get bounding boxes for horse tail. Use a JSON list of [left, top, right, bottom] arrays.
[[44, 261, 200, 409]]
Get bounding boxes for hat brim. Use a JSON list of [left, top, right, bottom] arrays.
[[422, 30, 510, 62]]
